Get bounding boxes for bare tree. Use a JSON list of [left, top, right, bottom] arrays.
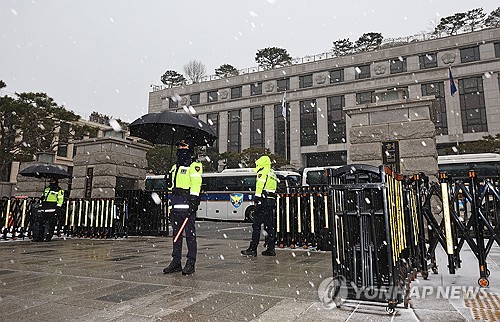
[[183, 60, 206, 83]]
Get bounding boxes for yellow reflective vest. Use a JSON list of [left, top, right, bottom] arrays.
[[255, 168, 278, 197], [168, 161, 203, 196], [43, 186, 65, 207]]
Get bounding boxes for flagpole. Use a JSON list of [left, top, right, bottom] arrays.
[[282, 91, 287, 161], [284, 115, 288, 161]]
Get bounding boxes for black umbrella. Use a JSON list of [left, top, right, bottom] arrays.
[[19, 164, 71, 179], [128, 110, 217, 146]]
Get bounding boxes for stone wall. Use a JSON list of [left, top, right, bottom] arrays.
[[345, 95, 438, 176], [71, 137, 150, 198]]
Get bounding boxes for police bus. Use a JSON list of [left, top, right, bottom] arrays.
[[437, 153, 500, 179], [145, 169, 301, 222], [299, 154, 500, 186]]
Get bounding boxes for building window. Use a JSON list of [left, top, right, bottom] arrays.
[[419, 53, 438, 69], [390, 57, 407, 74], [231, 86, 242, 99], [305, 151, 347, 167], [329, 69, 344, 83], [57, 122, 70, 157], [251, 82, 262, 95], [190, 93, 200, 105], [207, 90, 218, 102], [421, 83, 448, 135], [356, 91, 374, 104], [227, 110, 241, 152], [327, 96, 346, 144], [495, 42, 500, 58], [355, 64, 370, 79], [169, 97, 178, 109], [274, 103, 290, 160], [250, 107, 265, 148], [277, 78, 290, 92], [460, 46, 480, 63], [300, 99, 317, 146], [206, 113, 219, 150], [299, 74, 313, 88], [459, 76, 487, 133]]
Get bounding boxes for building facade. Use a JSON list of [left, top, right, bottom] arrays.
[[148, 27, 500, 169]]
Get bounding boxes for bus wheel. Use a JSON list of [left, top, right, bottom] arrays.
[[245, 206, 255, 222]]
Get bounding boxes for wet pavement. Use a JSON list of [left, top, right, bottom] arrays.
[[1, 226, 500, 321]]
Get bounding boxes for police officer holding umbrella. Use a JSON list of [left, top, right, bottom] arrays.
[[241, 155, 278, 257], [163, 138, 203, 275], [39, 178, 65, 241]]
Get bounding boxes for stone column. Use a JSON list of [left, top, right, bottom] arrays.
[[264, 104, 275, 151], [345, 93, 438, 176], [71, 137, 149, 198]]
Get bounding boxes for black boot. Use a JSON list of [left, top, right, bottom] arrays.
[[182, 260, 195, 275], [163, 260, 182, 274], [262, 248, 276, 256], [241, 246, 257, 257]]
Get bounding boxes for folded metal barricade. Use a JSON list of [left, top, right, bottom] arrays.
[[435, 170, 500, 287], [326, 164, 414, 314]]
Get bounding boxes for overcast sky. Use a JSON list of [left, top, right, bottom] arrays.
[[1, 0, 498, 123]]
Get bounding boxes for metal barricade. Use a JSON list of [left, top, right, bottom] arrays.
[[326, 165, 413, 313]]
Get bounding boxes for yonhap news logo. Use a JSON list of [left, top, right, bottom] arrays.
[[317, 275, 348, 309], [317, 275, 488, 309]]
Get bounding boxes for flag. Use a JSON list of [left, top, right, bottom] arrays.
[[449, 66, 457, 96], [281, 92, 286, 119]]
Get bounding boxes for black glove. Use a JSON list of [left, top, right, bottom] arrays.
[[164, 173, 172, 187], [254, 195, 263, 204], [189, 195, 200, 212]]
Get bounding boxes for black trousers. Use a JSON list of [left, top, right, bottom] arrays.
[[170, 209, 197, 263], [251, 197, 276, 249]]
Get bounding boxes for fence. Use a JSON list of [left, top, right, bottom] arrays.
[[0, 190, 169, 240]]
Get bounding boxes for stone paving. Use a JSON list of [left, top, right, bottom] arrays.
[[1, 234, 499, 321]]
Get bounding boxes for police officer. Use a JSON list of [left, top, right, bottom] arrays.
[[41, 178, 65, 241], [241, 155, 278, 257], [163, 139, 203, 275]]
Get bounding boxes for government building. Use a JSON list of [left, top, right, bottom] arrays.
[[148, 27, 500, 170]]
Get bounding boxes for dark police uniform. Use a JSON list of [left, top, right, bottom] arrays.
[[241, 155, 278, 257], [33, 180, 64, 242], [164, 140, 203, 275]]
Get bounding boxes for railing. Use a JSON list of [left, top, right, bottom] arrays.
[[0, 190, 169, 240]]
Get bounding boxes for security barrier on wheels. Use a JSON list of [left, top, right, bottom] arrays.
[[325, 165, 413, 313], [423, 170, 500, 287]]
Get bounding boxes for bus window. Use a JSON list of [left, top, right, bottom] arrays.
[[145, 175, 167, 191], [302, 166, 340, 186], [438, 153, 500, 179]]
